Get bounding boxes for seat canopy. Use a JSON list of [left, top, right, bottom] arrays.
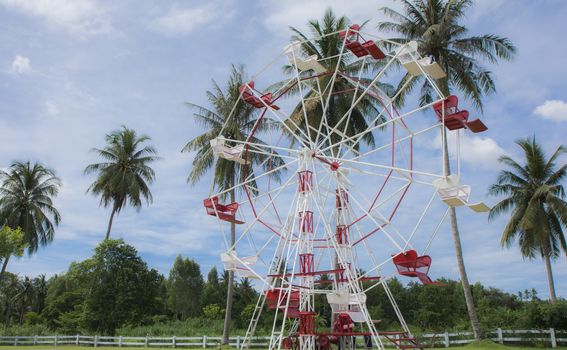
[[326, 292, 367, 323], [220, 250, 258, 278], [285, 41, 326, 74]]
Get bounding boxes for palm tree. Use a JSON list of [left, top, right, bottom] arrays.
[[85, 126, 159, 240], [488, 138, 567, 304], [378, 0, 516, 339], [182, 65, 281, 345], [0, 161, 61, 279], [285, 8, 392, 155]]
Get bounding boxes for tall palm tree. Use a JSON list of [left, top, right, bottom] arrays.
[[488, 138, 567, 304], [285, 8, 392, 155], [182, 65, 281, 344], [85, 126, 159, 241], [378, 0, 516, 339], [0, 161, 61, 279]]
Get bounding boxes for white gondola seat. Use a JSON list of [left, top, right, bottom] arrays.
[[285, 42, 326, 74], [210, 137, 245, 164], [326, 292, 367, 323], [396, 41, 446, 78], [220, 250, 258, 279], [433, 175, 490, 212]]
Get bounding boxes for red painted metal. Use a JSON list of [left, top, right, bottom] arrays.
[[392, 250, 436, 285], [298, 170, 313, 193], [336, 225, 348, 244], [300, 253, 314, 274], [203, 196, 244, 224], [339, 25, 385, 60], [335, 189, 349, 209], [299, 210, 314, 234], [239, 81, 280, 110], [432, 95, 487, 132], [299, 311, 317, 335]]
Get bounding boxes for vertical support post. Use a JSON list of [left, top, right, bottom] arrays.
[[172, 336, 176, 348], [94, 335, 99, 348], [203, 335, 207, 348], [14, 335, 18, 346], [54, 335, 58, 347], [497, 328, 503, 344], [237, 335, 241, 349], [34, 335, 38, 346], [443, 332, 449, 348], [145, 336, 149, 348], [75, 334, 79, 346], [119, 335, 123, 347], [550, 328, 557, 348]]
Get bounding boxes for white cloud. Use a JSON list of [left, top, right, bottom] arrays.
[[151, 2, 234, 36], [533, 100, 567, 122], [10, 55, 31, 74], [0, 0, 111, 37], [432, 132, 507, 169], [259, 0, 396, 35], [45, 101, 59, 115]]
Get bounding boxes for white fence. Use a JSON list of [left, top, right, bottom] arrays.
[[0, 329, 565, 348]]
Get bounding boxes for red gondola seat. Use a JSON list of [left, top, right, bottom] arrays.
[[203, 196, 244, 224], [339, 25, 385, 60], [432, 95, 487, 133], [265, 288, 300, 318], [392, 250, 435, 285], [239, 81, 279, 110]]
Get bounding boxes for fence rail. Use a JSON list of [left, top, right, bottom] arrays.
[[0, 329, 565, 348]]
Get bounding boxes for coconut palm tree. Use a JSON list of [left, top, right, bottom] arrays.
[[0, 161, 61, 279], [182, 64, 282, 345], [285, 8, 392, 155], [488, 138, 567, 304], [85, 126, 159, 241], [378, 0, 516, 339]]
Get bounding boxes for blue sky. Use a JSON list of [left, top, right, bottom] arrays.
[[0, 0, 565, 300]]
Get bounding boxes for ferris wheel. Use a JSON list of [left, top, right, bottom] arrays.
[[201, 24, 489, 350]]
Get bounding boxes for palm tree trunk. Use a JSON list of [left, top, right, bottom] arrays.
[[105, 207, 116, 240], [543, 252, 557, 304], [442, 130, 483, 340], [222, 188, 236, 345], [0, 254, 11, 281]]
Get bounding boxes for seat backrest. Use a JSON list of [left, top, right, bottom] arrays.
[[392, 249, 418, 267]]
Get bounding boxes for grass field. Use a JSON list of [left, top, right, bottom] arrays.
[[0, 340, 564, 350]]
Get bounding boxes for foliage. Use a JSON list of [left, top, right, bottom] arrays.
[[377, 0, 516, 110], [203, 304, 223, 320], [85, 126, 159, 240], [0, 227, 26, 262], [167, 255, 205, 319], [0, 161, 61, 253]]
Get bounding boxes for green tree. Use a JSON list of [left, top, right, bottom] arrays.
[[0, 227, 26, 281], [167, 255, 204, 319], [488, 138, 567, 304], [182, 65, 281, 344], [378, 0, 516, 339], [85, 126, 159, 240], [0, 161, 61, 278], [202, 266, 223, 307], [83, 239, 164, 334], [285, 8, 389, 153]]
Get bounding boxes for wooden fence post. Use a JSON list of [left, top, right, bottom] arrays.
[[76, 334, 80, 346], [145, 336, 149, 348], [94, 335, 99, 348], [119, 335, 123, 347], [54, 335, 58, 346], [443, 332, 449, 347], [203, 335, 207, 348], [34, 335, 38, 346], [550, 328, 557, 348], [237, 335, 241, 348], [497, 328, 503, 344], [172, 336, 177, 348], [14, 335, 18, 346]]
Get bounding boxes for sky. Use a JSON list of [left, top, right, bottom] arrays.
[[0, 0, 566, 300]]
